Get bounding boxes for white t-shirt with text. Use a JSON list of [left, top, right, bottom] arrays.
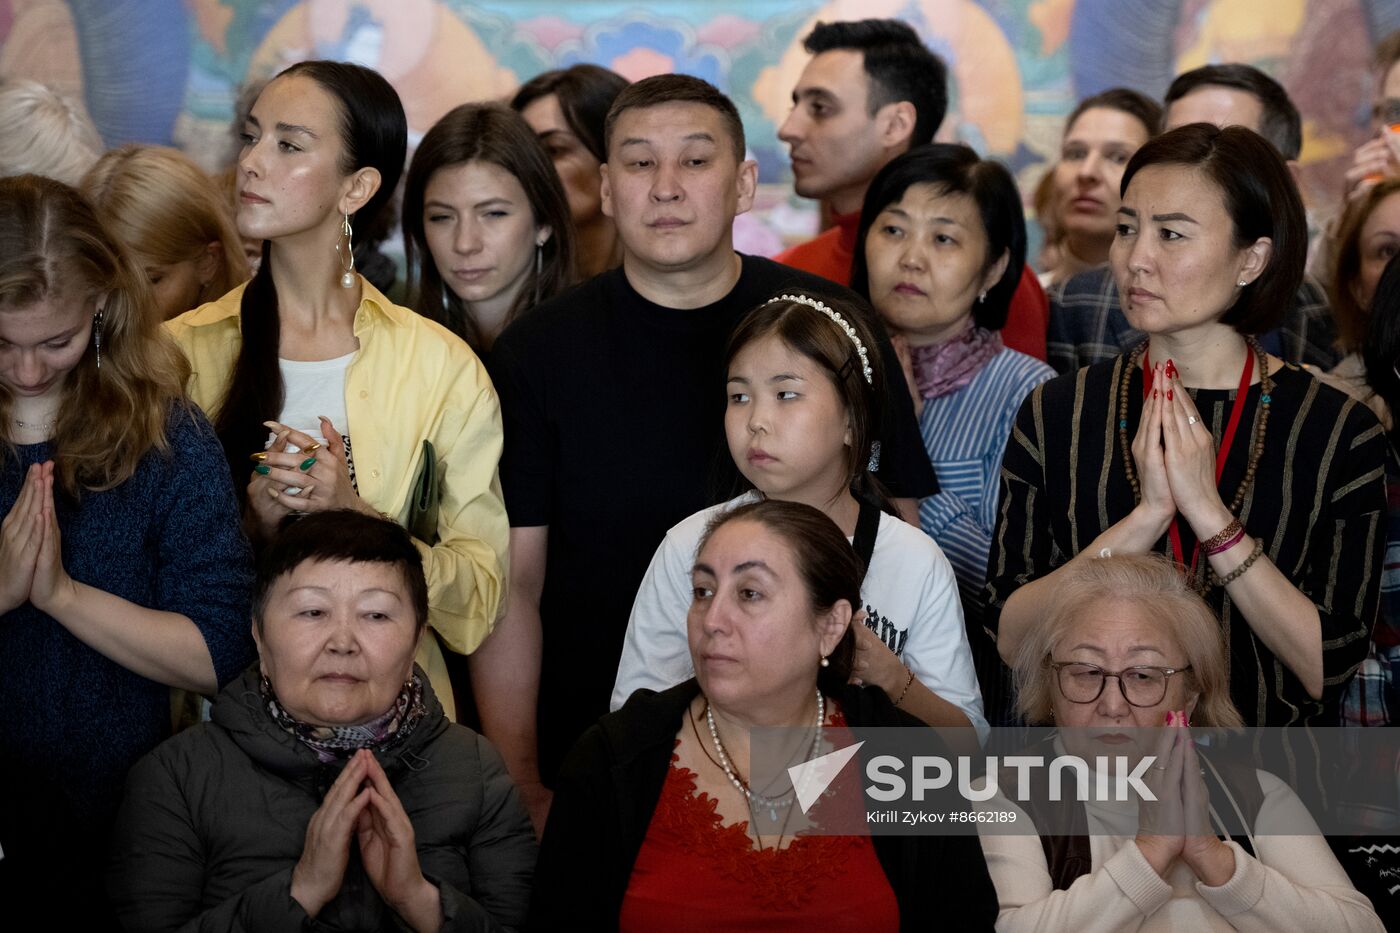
[[612, 491, 989, 741]]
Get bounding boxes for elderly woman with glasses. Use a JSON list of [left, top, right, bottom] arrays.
[[975, 554, 1384, 932]]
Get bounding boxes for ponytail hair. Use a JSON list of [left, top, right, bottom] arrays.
[[724, 292, 896, 514], [213, 60, 407, 490]]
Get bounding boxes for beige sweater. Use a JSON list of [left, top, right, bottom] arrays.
[[976, 769, 1384, 931]]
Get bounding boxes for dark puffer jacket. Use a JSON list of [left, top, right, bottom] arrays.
[[108, 666, 536, 932]]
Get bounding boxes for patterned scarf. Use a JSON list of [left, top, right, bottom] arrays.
[[908, 322, 1004, 400], [262, 672, 427, 763]]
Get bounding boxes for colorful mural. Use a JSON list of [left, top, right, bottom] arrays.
[[2, 0, 1395, 250]]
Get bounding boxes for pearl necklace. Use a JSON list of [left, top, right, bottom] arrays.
[[706, 688, 825, 822]]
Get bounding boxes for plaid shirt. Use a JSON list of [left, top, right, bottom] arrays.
[[1341, 446, 1400, 728], [1046, 266, 1340, 375]]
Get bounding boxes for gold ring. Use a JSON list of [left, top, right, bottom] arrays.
[[249, 451, 268, 463]]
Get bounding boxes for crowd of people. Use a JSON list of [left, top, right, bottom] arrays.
[[0, 15, 1397, 931]]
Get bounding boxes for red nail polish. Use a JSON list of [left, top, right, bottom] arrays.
[[1167, 390, 1173, 401], [1164, 359, 1177, 378]]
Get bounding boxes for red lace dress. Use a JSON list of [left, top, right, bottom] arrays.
[[618, 717, 900, 933]]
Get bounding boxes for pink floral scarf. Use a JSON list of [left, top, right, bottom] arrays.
[[909, 323, 1004, 400]]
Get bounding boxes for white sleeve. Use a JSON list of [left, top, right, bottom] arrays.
[[975, 789, 1173, 931], [1192, 773, 1386, 931], [610, 527, 697, 711], [898, 536, 989, 743]]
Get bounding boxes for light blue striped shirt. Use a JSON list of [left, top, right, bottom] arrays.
[[918, 347, 1055, 609]]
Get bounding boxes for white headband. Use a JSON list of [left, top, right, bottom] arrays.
[[765, 293, 873, 385]]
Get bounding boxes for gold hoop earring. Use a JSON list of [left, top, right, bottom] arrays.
[[337, 212, 356, 288]]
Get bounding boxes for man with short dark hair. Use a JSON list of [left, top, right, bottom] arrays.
[[776, 18, 1052, 360], [1161, 62, 1302, 160], [1048, 63, 1337, 374], [474, 74, 938, 830], [780, 19, 945, 221]]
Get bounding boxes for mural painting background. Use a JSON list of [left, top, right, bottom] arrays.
[[2, 0, 1396, 253]]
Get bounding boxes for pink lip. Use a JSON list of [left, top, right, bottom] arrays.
[[649, 217, 687, 229], [1127, 287, 1161, 304], [746, 449, 775, 464], [1071, 196, 1103, 210], [703, 653, 739, 665], [240, 191, 269, 204], [452, 269, 492, 282], [11, 379, 54, 397], [894, 282, 926, 296]]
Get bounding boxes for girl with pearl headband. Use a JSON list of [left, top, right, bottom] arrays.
[[613, 291, 986, 745]]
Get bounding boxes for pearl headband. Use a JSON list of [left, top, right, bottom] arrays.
[[765, 293, 873, 385]]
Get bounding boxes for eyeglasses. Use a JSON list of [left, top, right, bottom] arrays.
[[1049, 661, 1192, 708]]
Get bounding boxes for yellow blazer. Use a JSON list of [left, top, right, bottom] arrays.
[[166, 277, 508, 718]]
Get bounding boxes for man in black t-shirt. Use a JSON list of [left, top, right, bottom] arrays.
[[476, 74, 937, 831]]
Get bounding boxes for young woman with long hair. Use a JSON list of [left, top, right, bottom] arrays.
[[167, 61, 509, 721]]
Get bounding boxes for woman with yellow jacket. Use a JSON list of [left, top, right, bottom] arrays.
[[168, 60, 507, 716]]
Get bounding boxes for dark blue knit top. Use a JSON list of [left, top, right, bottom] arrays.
[[0, 406, 254, 844]]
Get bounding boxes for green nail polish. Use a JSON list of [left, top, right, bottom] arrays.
[[299, 457, 317, 471], [254, 464, 270, 476]]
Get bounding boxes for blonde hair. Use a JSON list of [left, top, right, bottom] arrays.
[[0, 175, 191, 494], [82, 145, 248, 303], [1011, 554, 1244, 728], [0, 80, 102, 186]]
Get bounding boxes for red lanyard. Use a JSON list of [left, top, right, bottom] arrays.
[[1142, 345, 1254, 573]]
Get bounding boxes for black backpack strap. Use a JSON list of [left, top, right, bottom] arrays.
[[1200, 751, 1263, 858], [1002, 736, 1094, 889], [852, 498, 881, 587]]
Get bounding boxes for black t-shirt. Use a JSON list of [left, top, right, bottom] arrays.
[[489, 253, 937, 782]]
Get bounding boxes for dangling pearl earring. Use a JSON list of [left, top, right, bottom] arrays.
[[819, 656, 830, 668], [336, 212, 356, 288]]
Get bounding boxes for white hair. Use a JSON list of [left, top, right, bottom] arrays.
[[0, 79, 103, 185]]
